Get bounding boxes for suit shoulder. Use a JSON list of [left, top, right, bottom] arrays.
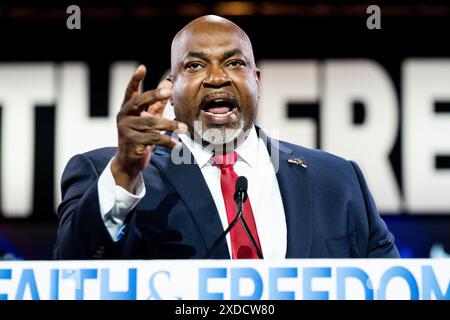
[[82, 147, 117, 163], [66, 147, 117, 175], [279, 140, 350, 167], [277, 140, 360, 184]]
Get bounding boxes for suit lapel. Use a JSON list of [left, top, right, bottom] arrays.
[[150, 146, 230, 259], [260, 129, 313, 258]]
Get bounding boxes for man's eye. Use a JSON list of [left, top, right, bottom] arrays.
[[186, 63, 203, 71], [227, 60, 244, 67]]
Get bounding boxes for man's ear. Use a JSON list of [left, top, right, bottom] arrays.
[[256, 68, 261, 94], [166, 74, 173, 105]]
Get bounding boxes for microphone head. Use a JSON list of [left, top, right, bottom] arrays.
[[234, 176, 248, 202], [236, 176, 248, 193]]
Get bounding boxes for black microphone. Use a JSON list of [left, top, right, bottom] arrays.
[[203, 176, 263, 259], [235, 177, 263, 259], [234, 176, 248, 213]]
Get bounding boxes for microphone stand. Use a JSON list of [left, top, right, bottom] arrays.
[[203, 189, 263, 259], [237, 191, 263, 259], [202, 205, 243, 259]]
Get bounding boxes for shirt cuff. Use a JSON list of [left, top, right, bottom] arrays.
[[98, 157, 146, 224]]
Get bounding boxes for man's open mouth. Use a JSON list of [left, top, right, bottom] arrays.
[[199, 95, 239, 124]]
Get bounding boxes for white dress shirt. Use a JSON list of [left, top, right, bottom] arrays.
[[98, 126, 287, 259]]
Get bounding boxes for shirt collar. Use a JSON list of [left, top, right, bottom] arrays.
[[234, 126, 258, 168], [178, 126, 259, 168]]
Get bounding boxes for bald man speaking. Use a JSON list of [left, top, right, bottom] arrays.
[[54, 15, 399, 259]]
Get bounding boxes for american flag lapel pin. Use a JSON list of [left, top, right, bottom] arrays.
[[288, 158, 308, 169]]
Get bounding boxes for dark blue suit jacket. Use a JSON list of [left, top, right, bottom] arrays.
[[54, 129, 399, 259]]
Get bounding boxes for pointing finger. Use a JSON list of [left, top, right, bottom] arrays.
[[123, 64, 146, 104]]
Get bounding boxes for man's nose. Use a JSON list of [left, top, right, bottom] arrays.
[[203, 64, 231, 88]]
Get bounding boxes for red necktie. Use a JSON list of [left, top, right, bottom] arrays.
[[212, 151, 263, 259]]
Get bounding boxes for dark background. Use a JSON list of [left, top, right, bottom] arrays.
[[0, 1, 449, 259]]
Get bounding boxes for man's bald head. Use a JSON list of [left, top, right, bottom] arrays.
[[170, 15, 256, 72]]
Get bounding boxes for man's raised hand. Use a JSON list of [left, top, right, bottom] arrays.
[[111, 65, 187, 192]]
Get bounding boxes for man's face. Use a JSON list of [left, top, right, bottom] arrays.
[[171, 20, 260, 146]]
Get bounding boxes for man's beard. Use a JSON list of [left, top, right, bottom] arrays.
[[193, 119, 245, 146]]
